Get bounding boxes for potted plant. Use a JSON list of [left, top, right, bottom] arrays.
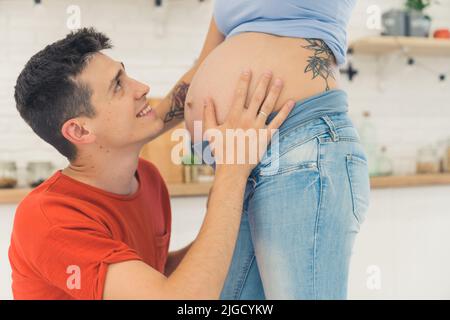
[[405, 0, 431, 11], [181, 154, 200, 183], [382, 0, 436, 37], [405, 0, 432, 37]]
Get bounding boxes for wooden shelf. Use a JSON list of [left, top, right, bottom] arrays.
[[167, 181, 213, 197], [0, 182, 214, 205], [0, 188, 30, 205], [370, 173, 450, 189], [349, 36, 450, 56], [2, 174, 450, 204]]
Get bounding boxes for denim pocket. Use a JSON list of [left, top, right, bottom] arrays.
[[345, 154, 370, 225], [257, 137, 319, 176]]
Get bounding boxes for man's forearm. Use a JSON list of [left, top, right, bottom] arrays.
[[153, 65, 198, 135], [165, 169, 248, 299]]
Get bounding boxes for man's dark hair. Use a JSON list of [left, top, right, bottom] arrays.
[[14, 27, 112, 161]]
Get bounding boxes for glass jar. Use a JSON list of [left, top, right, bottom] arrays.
[[26, 161, 53, 187], [190, 165, 199, 183], [181, 154, 201, 183], [0, 161, 18, 189], [376, 146, 393, 176], [444, 139, 450, 173], [434, 138, 450, 173], [183, 165, 192, 183], [416, 146, 440, 174], [196, 164, 215, 182], [358, 111, 378, 176]]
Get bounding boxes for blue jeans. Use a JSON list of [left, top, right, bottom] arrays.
[[193, 90, 371, 299]]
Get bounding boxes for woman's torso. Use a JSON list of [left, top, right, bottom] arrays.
[[184, 0, 356, 140], [185, 32, 340, 140]]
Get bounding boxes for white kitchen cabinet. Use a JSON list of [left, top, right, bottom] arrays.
[[2, 186, 450, 300]]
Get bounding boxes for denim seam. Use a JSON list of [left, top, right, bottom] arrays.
[[267, 123, 355, 161], [256, 133, 323, 176], [256, 126, 354, 176], [277, 134, 322, 158], [259, 162, 318, 177], [345, 155, 361, 225], [245, 179, 257, 207], [280, 121, 352, 141], [347, 153, 368, 165], [273, 111, 347, 138], [321, 115, 339, 142], [312, 139, 324, 300], [320, 137, 359, 143], [235, 254, 256, 299]]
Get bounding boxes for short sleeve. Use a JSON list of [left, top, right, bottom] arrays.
[[17, 217, 143, 300]]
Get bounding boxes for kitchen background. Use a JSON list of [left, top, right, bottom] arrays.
[[1, 0, 450, 299]]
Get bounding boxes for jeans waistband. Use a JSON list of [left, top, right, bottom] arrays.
[[264, 89, 348, 136], [192, 89, 349, 165]]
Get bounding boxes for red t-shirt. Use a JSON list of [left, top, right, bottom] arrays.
[[8, 158, 172, 300]]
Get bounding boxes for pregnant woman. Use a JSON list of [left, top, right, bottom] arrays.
[[180, 0, 370, 299]]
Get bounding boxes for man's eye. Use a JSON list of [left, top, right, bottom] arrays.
[[114, 80, 122, 92]]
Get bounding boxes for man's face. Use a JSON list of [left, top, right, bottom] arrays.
[[76, 52, 164, 152]]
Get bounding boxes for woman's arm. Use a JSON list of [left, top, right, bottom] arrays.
[[153, 17, 225, 135]]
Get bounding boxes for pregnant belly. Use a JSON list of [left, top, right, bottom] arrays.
[[184, 32, 341, 142]]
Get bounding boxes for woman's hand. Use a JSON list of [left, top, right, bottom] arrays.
[[202, 69, 295, 177]]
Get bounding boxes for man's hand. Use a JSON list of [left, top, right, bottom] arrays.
[[203, 69, 295, 177]]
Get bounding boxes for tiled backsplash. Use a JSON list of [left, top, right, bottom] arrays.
[[1, 0, 449, 182]]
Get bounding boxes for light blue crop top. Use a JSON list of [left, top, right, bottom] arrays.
[[213, 0, 356, 66]]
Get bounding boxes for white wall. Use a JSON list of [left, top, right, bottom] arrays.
[[347, 0, 450, 175], [1, 0, 450, 177], [348, 186, 450, 299], [1, 0, 450, 300], [0, 0, 213, 181]]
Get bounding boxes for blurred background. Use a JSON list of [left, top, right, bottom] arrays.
[[1, 0, 450, 299]]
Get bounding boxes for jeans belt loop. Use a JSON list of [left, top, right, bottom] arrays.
[[321, 115, 339, 142]]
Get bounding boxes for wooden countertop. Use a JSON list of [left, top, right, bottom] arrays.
[[0, 182, 214, 205], [350, 36, 450, 56], [1, 174, 450, 204], [370, 173, 450, 189]]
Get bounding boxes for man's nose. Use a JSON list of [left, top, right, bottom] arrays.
[[134, 80, 150, 100]]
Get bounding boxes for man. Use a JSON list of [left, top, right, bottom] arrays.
[[8, 28, 293, 299]]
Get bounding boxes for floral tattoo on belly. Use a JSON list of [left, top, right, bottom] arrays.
[[302, 39, 336, 91], [164, 81, 190, 123]]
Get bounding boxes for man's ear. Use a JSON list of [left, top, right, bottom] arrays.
[[61, 119, 96, 145]]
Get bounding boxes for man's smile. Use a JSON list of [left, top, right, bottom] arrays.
[[136, 103, 154, 118]]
